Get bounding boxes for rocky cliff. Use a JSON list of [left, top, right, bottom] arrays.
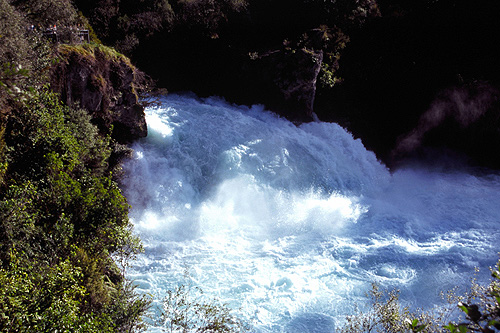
[[239, 46, 323, 122], [51, 44, 147, 143]]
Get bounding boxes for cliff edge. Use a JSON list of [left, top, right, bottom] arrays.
[[51, 43, 147, 143]]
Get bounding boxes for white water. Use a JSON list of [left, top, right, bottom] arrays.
[[122, 94, 500, 332]]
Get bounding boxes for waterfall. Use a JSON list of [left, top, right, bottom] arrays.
[[122, 94, 500, 332]]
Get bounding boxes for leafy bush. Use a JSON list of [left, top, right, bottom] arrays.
[[11, 0, 79, 28], [1, 0, 151, 330], [0, 0, 31, 67], [0, 250, 115, 333], [0, 87, 150, 331], [340, 259, 500, 333], [75, 0, 175, 54], [0, 0, 31, 110], [160, 279, 249, 332], [173, 0, 247, 37]]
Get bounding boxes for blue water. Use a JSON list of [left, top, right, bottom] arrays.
[[122, 94, 500, 332]]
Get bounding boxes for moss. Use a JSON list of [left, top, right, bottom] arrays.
[[57, 44, 94, 62], [90, 73, 107, 91], [57, 43, 133, 68]]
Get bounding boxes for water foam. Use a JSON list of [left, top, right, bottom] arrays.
[[122, 94, 500, 332]]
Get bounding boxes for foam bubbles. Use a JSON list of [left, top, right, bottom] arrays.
[[147, 112, 174, 138], [122, 94, 500, 332]]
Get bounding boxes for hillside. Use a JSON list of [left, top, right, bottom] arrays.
[[0, 0, 149, 330]]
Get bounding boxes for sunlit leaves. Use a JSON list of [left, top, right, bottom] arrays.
[[161, 281, 249, 332], [342, 259, 500, 333], [0, 87, 148, 330]]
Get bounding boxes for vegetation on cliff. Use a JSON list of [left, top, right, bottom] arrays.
[[52, 43, 148, 143], [1, 0, 149, 331]]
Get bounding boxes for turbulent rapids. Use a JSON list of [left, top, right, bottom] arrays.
[[122, 94, 500, 332]]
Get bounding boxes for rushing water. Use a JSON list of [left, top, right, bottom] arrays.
[[122, 94, 500, 332]]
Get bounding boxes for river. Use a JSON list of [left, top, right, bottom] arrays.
[[122, 93, 500, 332]]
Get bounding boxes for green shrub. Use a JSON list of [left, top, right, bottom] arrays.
[[0, 0, 31, 67], [0, 126, 6, 184], [75, 0, 175, 54], [174, 0, 247, 37], [1, 0, 150, 330], [160, 279, 249, 332], [340, 259, 500, 333], [12, 0, 79, 28], [0, 86, 149, 331], [0, 250, 116, 332]]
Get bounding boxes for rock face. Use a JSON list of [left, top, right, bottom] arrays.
[[51, 44, 147, 143], [134, 30, 324, 123], [246, 47, 323, 122]]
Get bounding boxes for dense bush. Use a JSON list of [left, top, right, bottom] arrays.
[[11, 0, 78, 27], [73, 0, 175, 54], [0, 85, 150, 331], [0, 0, 30, 110]]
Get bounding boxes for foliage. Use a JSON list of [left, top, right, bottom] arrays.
[[292, 25, 351, 89], [0, 0, 56, 109], [0, 126, 6, 184], [0, 0, 153, 330], [74, 0, 175, 54], [76, 0, 248, 53], [0, 63, 29, 111], [0, 0, 31, 67], [0, 0, 30, 110], [341, 259, 500, 333], [0, 86, 150, 331], [341, 284, 424, 333], [11, 0, 79, 28], [303, 0, 380, 30], [173, 0, 247, 37], [0, 250, 115, 332], [444, 261, 500, 333], [76, 0, 377, 54], [160, 279, 249, 332]]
